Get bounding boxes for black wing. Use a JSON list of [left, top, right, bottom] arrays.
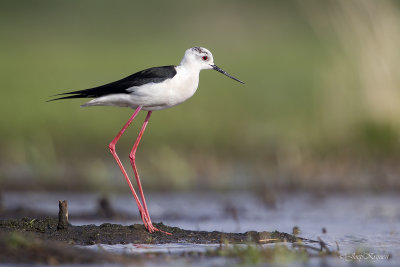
[[49, 65, 177, 101]]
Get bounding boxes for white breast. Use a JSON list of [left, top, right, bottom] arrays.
[[164, 66, 199, 108]]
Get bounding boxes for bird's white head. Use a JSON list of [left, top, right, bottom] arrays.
[[180, 47, 245, 84], [180, 47, 215, 70]]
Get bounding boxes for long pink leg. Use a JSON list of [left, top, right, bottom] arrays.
[[108, 106, 151, 229], [129, 111, 171, 235]]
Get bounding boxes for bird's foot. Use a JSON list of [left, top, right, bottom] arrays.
[[139, 209, 172, 235], [145, 222, 172, 235]]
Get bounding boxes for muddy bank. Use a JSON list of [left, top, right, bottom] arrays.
[[0, 217, 307, 245], [0, 217, 327, 265], [0, 197, 315, 245], [0, 198, 339, 265]]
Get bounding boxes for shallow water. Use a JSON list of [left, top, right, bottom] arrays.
[[2, 191, 399, 266]]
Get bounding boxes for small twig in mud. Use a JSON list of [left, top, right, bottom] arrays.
[[292, 235, 339, 257], [292, 226, 300, 236], [57, 200, 69, 230], [318, 237, 330, 253]]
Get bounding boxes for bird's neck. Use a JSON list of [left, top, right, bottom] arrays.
[[175, 65, 199, 83], [179, 58, 202, 73]]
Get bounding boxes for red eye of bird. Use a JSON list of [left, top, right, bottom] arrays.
[[202, 56, 208, 61]]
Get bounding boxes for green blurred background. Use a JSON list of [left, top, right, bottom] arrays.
[[1, 0, 400, 192]]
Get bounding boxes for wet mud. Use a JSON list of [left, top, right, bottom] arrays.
[[0, 217, 306, 245]]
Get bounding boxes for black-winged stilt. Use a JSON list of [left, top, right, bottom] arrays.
[[51, 47, 244, 234]]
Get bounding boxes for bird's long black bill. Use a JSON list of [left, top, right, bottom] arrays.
[[211, 65, 245, 84]]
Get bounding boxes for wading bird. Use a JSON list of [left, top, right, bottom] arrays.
[[51, 47, 244, 234]]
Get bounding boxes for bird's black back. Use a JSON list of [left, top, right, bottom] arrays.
[[50, 65, 177, 101]]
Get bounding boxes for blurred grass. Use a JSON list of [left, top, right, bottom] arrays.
[[1, 0, 400, 191]]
